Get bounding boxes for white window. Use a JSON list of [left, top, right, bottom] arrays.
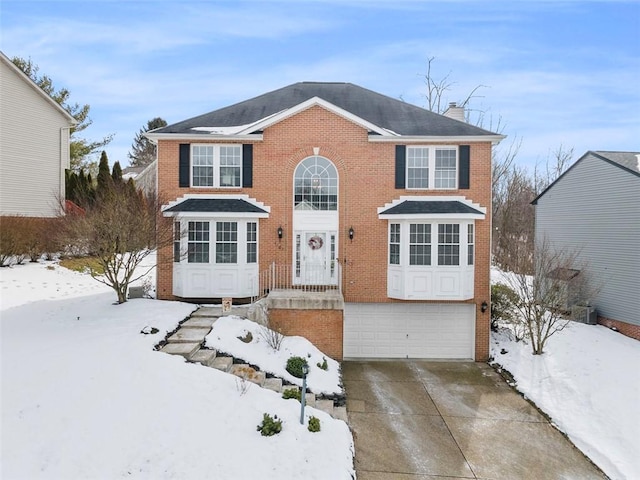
[[407, 146, 457, 190], [467, 224, 474, 266], [409, 224, 431, 266], [389, 223, 400, 265], [247, 222, 257, 263], [407, 147, 429, 189], [216, 222, 237, 264], [192, 145, 242, 188], [294, 156, 338, 210], [188, 221, 209, 263], [173, 221, 181, 262], [435, 149, 457, 188], [438, 224, 460, 266]]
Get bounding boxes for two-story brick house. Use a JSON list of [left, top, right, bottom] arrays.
[[148, 82, 503, 361]]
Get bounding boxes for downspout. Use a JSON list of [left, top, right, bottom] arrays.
[[60, 127, 71, 215]]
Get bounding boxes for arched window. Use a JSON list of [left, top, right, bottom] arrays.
[[293, 156, 338, 211]]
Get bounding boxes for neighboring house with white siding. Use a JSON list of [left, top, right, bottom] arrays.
[[0, 51, 76, 218], [532, 150, 640, 340]]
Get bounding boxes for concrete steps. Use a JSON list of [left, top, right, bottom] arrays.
[[158, 306, 347, 422]]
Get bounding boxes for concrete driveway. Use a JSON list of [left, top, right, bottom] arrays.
[[343, 361, 606, 480]]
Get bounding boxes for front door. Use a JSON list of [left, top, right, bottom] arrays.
[[295, 231, 337, 285]]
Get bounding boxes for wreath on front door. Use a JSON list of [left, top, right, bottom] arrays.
[[308, 236, 324, 250]]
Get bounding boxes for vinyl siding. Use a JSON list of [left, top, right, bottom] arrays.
[[0, 60, 72, 217], [535, 154, 640, 326]]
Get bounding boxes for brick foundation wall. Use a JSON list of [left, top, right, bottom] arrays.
[[269, 308, 344, 361], [598, 316, 640, 341]]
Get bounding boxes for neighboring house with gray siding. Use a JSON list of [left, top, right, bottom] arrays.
[[532, 150, 640, 340], [0, 51, 76, 218]]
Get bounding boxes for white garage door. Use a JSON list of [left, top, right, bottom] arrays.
[[343, 303, 475, 359]]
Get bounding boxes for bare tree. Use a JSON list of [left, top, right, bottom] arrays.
[[421, 56, 486, 114], [500, 239, 598, 355], [61, 187, 174, 303]]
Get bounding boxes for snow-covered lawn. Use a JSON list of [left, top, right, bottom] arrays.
[[490, 270, 640, 480], [0, 257, 354, 479]]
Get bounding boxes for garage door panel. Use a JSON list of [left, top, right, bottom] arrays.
[[344, 303, 475, 359]]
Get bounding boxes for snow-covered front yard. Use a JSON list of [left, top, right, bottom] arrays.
[[490, 271, 640, 480], [0, 256, 354, 479]]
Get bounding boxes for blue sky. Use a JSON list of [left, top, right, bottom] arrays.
[[2, 0, 639, 169]]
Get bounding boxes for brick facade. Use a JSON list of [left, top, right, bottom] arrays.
[[270, 308, 344, 360], [156, 103, 494, 361]]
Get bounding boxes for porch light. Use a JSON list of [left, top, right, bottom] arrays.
[[348, 226, 354, 242], [481, 301, 488, 313], [277, 226, 283, 239]]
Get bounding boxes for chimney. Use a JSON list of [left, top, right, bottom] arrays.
[[443, 102, 466, 122]]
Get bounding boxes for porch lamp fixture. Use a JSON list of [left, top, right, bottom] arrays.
[[348, 226, 354, 242], [481, 301, 488, 313], [277, 226, 283, 240]]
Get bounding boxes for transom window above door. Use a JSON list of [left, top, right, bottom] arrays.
[[294, 156, 338, 210], [192, 144, 242, 187]]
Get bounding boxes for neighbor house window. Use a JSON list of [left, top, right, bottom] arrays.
[[216, 222, 237, 264], [389, 223, 400, 265], [438, 224, 459, 266], [407, 146, 457, 189], [246, 222, 257, 263], [173, 221, 181, 262], [409, 223, 431, 265], [467, 224, 474, 266], [192, 145, 242, 187], [188, 221, 209, 263]]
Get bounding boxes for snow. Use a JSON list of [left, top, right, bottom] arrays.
[[0, 255, 354, 479], [205, 316, 343, 395], [490, 269, 640, 480]]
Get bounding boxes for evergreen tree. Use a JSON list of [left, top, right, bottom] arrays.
[[96, 151, 113, 200], [128, 117, 167, 167], [111, 161, 123, 186], [11, 56, 113, 174]]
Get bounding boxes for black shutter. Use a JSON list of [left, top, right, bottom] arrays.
[[459, 145, 470, 189], [242, 144, 253, 188], [395, 145, 406, 189], [179, 144, 190, 187]]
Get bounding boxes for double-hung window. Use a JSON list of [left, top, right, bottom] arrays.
[[438, 224, 460, 266], [192, 145, 242, 187], [173, 221, 181, 262], [246, 222, 257, 263], [406, 146, 457, 189], [216, 222, 237, 264], [409, 224, 431, 265], [467, 224, 474, 266], [389, 223, 400, 265], [188, 221, 210, 263]]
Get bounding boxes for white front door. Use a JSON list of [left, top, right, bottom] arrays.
[[295, 231, 337, 285]]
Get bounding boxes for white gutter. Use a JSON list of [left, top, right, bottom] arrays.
[[368, 134, 506, 145]]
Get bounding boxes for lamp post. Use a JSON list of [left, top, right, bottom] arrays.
[[300, 363, 309, 424]]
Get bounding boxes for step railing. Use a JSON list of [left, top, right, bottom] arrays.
[[252, 262, 342, 303]]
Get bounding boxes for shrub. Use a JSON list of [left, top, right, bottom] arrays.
[[256, 413, 282, 437], [282, 388, 301, 401], [286, 356, 309, 378], [491, 283, 520, 331], [308, 416, 321, 433], [316, 357, 328, 371]]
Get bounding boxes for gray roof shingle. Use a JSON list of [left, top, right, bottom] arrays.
[[164, 198, 268, 213], [379, 200, 484, 215], [154, 82, 498, 137]]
